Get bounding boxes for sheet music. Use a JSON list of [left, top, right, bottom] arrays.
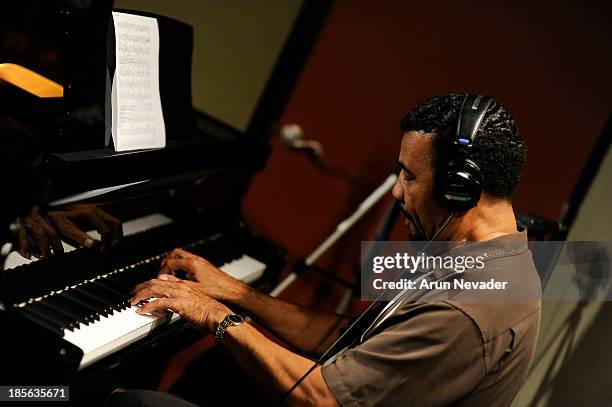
[[110, 12, 165, 151]]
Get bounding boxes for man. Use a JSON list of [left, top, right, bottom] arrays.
[[121, 93, 541, 406]]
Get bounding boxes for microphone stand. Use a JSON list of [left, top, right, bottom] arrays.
[[270, 174, 398, 298]]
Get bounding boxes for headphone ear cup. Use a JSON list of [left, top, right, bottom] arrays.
[[435, 159, 483, 212]]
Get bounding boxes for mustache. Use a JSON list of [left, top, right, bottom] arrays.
[[397, 203, 413, 221], [397, 202, 427, 240]]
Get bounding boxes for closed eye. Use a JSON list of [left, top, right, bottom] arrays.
[[397, 161, 415, 181]]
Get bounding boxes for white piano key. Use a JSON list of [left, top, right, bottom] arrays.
[[219, 254, 266, 283]]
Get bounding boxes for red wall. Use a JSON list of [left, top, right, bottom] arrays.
[[242, 0, 611, 305]]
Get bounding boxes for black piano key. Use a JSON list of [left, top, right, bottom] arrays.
[[112, 271, 142, 289], [191, 237, 242, 266], [20, 307, 64, 335], [103, 275, 132, 293], [219, 240, 245, 263], [190, 241, 222, 264], [59, 292, 102, 321], [94, 280, 131, 310], [122, 271, 154, 289], [132, 262, 159, 279], [27, 302, 78, 331], [112, 271, 140, 287], [42, 295, 94, 325], [82, 282, 126, 311], [95, 280, 130, 303], [69, 288, 113, 316], [96, 279, 130, 298], [75, 284, 118, 311], [38, 299, 85, 329]]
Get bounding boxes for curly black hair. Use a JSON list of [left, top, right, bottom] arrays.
[[400, 93, 526, 200]]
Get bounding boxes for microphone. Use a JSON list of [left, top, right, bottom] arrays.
[[279, 124, 323, 157]]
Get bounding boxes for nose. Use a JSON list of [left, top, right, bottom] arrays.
[[392, 176, 403, 202]]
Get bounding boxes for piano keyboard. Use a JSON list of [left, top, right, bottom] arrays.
[[9, 213, 267, 369], [61, 255, 264, 369]]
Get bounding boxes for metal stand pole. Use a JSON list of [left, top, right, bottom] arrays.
[[270, 174, 398, 298]]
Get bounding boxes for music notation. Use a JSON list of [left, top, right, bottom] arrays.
[[108, 12, 165, 151]]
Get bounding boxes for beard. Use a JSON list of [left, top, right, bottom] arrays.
[[408, 220, 427, 241], [399, 204, 427, 241]]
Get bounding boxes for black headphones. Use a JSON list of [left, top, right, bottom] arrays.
[[434, 94, 493, 212]]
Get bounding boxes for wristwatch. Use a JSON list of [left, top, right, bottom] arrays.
[[214, 313, 244, 345]]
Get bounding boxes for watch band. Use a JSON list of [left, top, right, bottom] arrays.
[[214, 313, 244, 345]]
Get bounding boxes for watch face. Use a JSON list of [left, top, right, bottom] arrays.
[[228, 314, 243, 324]]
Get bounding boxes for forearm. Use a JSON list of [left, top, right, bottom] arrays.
[[221, 283, 349, 356], [223, 320, 338, 406]]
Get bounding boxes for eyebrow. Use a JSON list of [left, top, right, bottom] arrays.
[[397, 161, 415, 177]]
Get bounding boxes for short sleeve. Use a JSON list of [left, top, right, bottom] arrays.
[[321, 301, 486, 407]]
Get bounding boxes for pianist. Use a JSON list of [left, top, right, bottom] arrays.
[[120, 93, 541, 406]]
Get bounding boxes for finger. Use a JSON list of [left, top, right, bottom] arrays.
[[130, 280, 181, 304], [76, 205, 112, 245], [23, 214, 52, 258], [170, 248, 198, 259], [49, 216, 95, 248], [93, 209, 123, 252], [159, 258, 195, 275], [35, 218, 64, 256], [131, 280, 152, 296], [131, 278, 174, 295], [157, 265, 176, 277], [90, 213, 113, 251], [97, 210, 123, 243], [160, 250, 182, 268], [130, 287, 161, 305], [161, 248, 198, 266], [158, 274, 181, 282], [42, 227, 64, 256], [31, 229, 51, 258], [136, 297, 176, 315], [158, 261, 176, 275], [17, 226, 31, 259]]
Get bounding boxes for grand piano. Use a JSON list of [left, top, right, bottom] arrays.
[[0, 0, 331, 398]]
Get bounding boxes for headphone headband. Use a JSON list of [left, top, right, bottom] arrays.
[[455, 94, 493, 149]]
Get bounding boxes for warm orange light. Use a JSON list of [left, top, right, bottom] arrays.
[[0, 63, 63, 98]]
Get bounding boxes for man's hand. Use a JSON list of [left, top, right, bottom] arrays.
[[131, 274, 232, 333], [17, 206, 63, 258], [17, 204, 123, 258], [158, 248, 248, 302], [47, 204, 123, 252]]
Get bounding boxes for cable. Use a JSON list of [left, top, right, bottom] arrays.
[[277, 213, 454, 404]]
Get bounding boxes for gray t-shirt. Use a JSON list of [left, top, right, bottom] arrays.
[[322, 231, 541, 406]]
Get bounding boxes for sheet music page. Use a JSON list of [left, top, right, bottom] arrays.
[[111, 11, 165, 151]]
